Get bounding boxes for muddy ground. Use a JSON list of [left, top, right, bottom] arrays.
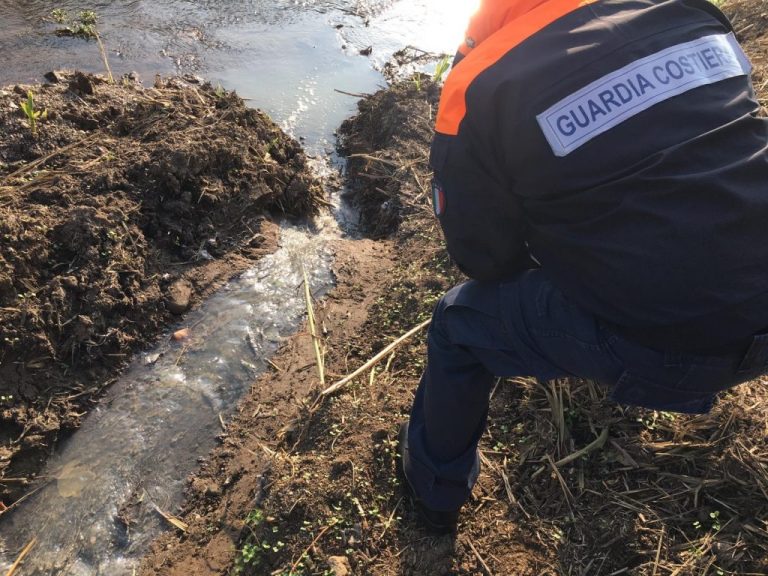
[[137, 2, 768, 575], [2, 0, 767, 574], [0, 71, 322, 503]]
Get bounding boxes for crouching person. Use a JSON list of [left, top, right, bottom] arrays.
[[399, 0, 768, 532]]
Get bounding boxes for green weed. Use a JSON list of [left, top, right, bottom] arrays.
[[51, 9, 97, 39], [50, 9, 114, 83], [432, 55, 451, 83], [245, 509, 265, 526], [240, 542, 259, 565], [692, 510, 723, 532], [18, 90, 47, 136]]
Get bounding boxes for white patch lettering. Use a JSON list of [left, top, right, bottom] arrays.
[[537, 33, 752, 157]]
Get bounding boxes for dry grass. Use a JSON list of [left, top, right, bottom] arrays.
[[478, 376, 768, 575]]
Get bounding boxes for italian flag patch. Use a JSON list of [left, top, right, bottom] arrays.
[[432, 178, 446, 217]]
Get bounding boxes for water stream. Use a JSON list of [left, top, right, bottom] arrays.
[[0, 218, 337, 575], [0, 0, 475, 573]]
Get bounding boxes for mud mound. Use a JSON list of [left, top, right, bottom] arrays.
[[337, 76, 439, 238], [0, 71, 322, 500]]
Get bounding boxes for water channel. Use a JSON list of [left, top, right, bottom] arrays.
[[0, 1, 475, 573]]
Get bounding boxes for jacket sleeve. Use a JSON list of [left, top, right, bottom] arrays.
[[431, 133, 532, 282]]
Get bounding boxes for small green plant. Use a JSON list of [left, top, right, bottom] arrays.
[[50, 9, 114, 83], [245, 509, 264, 526], [18, 91, 47, 136], [693, 510, 723, 532], [433, 55, 451, 83], [413, 73, 422, 91], [710, 510, 722, 531], [51, 9, 97, 38], [262, 136, 280, 161], [51, 8, 68, 24], [240, 542, 259, 565]]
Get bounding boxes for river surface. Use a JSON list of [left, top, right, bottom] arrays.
[[1, 0, 474, 154], [0, 0, 475, 573]]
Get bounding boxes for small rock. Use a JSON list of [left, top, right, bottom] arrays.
[[182, 73, 204, 84], [359, 46, 373, 56], [61, 275, 80, 290], [69, 72, 95, 95], [166, 279, 193, 315], [44, 70, 66, 84], [172, 328, 190, 341], [327, 556, 351, 576], [191, 477, 221, 498], [247, 234, 265, 247]]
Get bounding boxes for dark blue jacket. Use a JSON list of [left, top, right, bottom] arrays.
[[431, 0, 768, 351]]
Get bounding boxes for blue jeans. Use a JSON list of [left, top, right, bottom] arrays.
[[403, 270, 768, 511]]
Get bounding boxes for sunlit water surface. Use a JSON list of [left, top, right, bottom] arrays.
[[0, 0, 476, 153], [0, 0, 477, 573]]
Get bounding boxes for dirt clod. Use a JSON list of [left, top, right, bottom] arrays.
[[166, 279, 193, 315], [326, 555, 352, 576]]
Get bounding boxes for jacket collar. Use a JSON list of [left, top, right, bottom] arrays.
[[459, 0, 559, 56]]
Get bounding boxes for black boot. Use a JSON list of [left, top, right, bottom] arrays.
[[397, 422, 460, 534]]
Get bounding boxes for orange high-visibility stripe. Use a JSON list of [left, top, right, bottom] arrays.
[[436, 0, 598, 136], [461, 0, 551, 56]]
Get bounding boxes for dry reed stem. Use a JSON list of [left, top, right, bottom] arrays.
[[94, 32, 114, 83], [0, 481, 50, 517], [531, 424, 609, 480], [302, 263, 325, 387], [321, 319, 430, 395], [152, 503, 189, 533], [288, 520, 336, 576], [467, 537, 494, 576], [554, 426, 610, 468], [651, 526, 665, 576], [5, 537, 37, 576], [0, 133, 97, 186], [375, 497, 403, 543]]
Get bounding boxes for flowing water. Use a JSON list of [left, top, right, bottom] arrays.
[[0, 0, 476, 573], [0, 219, 337, 575]]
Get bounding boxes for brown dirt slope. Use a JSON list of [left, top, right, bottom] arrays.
[[143, 1, 767, 574], [0, 71, 322, 503], [337, 77, 440, 239]]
